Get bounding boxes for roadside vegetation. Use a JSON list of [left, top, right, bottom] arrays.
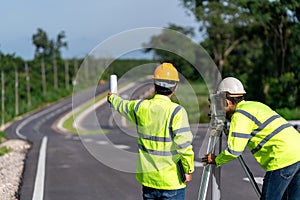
[[0, 132, 12, 156], [174, 82, 210, 123], [147, 0, 300, 118], [1, 0, 300, 141]]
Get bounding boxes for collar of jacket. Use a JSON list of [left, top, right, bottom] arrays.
[[153, 94, 171, 101], [235, 100, 246, 108]]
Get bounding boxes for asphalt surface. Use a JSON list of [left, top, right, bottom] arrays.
[[5, 82, 265, 200]]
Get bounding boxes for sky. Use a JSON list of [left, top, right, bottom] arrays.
[[0, 0, 200, 60]]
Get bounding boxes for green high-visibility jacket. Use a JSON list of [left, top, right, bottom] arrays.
[[216, 100, 300, 171], [109, 94, 194, 190]]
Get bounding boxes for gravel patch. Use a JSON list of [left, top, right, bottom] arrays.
[[0, 139, 31, 200]]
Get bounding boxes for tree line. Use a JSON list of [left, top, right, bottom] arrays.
[[0, 53, 80, 126], [146, 0, 300, 119], [2, 0, 300, 125], [0, 28, 159, 125]]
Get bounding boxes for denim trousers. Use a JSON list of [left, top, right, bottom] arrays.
[[142, 186, 186, 200], [261, 161, 300, 200]]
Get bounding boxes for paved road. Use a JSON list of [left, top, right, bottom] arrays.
[[5, 82, 265, 200]]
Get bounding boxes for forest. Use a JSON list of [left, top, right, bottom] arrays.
[[1, 0, 300, 126], [147, 0, 300, 119]]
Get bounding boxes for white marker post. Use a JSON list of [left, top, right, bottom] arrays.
[[110, 74, 118, 93]]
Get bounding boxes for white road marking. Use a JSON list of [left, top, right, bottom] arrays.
[[16, 102, 71, 139], [96, 141, 109, 145], [57, 164, 71, 169], [114, 144, 130, 149], [243, 177, 264, 185], [83, 138, 93, 142], [32, 136, 48, 200], [72, 136, 80, 140]]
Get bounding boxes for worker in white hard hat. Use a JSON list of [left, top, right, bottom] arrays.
[[202, 77, 300, 200], [108, 63, 194, 200]]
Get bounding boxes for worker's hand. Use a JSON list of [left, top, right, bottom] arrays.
[[185, 174, 192, 183], [201, 154, 216, 166], [107, 92, 112, 103], [107, 92, 120, 103]]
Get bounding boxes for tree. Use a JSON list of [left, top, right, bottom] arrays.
[[54, 31, 68, 58], [238, 0, 300, 107], [144, 26, 203, 81], [147, 0, 300, 109], [32, 28, 49, 59], [32, 28, 68, 60], [181, 0, 253, 75]]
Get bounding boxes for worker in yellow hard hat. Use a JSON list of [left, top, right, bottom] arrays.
[[108, 63, 194, 200], [202, 77, 300, 200]]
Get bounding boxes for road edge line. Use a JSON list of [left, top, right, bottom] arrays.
[[32, 136, 48, 200]]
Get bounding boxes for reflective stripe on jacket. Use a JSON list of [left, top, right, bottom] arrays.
[[109, 94, 194, 189], [216, 100, 300, 171]]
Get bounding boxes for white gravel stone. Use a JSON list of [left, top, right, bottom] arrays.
[[0, 139, 31, 200]]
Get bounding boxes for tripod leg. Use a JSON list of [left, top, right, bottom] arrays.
[[211, 166, 221, 200], [238, 156, 262, 198], [198, 135, 220, 200], [211, 135, 222, 200], [198, 136, 213, 200]]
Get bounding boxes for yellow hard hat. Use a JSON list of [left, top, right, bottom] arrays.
[[152, 63, 179, 82]]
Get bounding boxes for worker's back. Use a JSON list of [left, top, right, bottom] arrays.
[[134, 94, 193, 190], [108, 93, 194, 190], [233, 100, 300, 171], [134, 94, 180, 141]]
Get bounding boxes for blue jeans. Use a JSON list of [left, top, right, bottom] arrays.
[[142, 186, 186, 200], [261, 161, 300, 200]]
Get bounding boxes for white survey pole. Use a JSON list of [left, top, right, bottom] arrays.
[[110, 74, 118, 93]]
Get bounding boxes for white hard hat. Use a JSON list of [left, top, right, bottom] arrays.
[[217, 77, 246, 95]]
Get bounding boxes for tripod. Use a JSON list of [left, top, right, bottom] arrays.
[[197, 94, 262, 200]]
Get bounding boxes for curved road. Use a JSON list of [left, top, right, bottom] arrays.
[[5, 82, 264, 200]]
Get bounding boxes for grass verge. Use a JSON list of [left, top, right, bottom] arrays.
[[61, 92, 109, 135], [0, 132, 12, 156]]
